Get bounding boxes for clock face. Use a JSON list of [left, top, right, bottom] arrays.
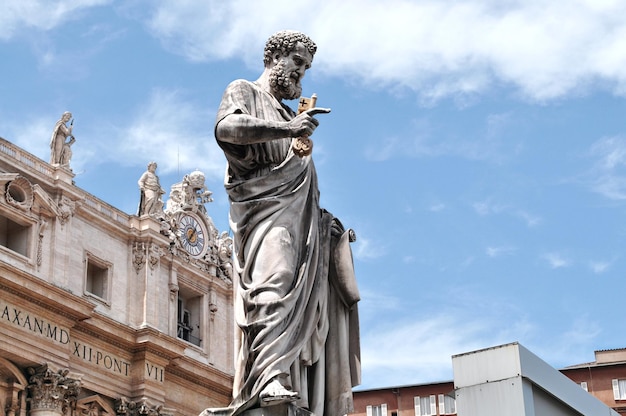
[[178, 213, 207, 258]]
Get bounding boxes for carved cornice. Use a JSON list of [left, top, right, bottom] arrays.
[[166, 358, 232, 397], [0, 264, 94, 322]]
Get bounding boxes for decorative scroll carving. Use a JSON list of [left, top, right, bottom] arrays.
[[57, 196, 76, 225], [132, 242, 165, 272], [132, 242, 146, 273], [5, 176, 34, 211], [26, 364, 81, 416], [148, 243, 163, 270], [37, 218, 47, 268]]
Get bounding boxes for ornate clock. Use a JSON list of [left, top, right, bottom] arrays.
[[177, 213, 208, 258]]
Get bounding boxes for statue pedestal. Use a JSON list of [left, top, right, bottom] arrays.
[[201, 403, 313, 416], [243, 404, 313, 416]]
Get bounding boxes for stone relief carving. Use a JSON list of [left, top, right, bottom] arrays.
[[148, 243, 162, 270], [77, 396, 115, 416], [156, 170, 232, 279], [217, 231, 233, 281], [0, 175, 78, 226], [164, 170, 212, 217], [26, 363, 81, 416], [132, 242, 146, 273], [114, 398, 173, 416], [131, 242, 163, 272], [57, 196, 76, 225]]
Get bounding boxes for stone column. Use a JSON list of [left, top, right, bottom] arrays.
[[26, 364, 81, 416]]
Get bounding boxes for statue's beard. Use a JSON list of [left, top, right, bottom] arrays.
[[269, 61, 302, 100]]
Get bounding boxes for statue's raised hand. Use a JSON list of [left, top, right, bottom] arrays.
[[289, 107, 331, 137], [290, 107, 331, 157]]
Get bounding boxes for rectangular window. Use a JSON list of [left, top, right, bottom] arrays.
[[365, 404, 387, 416], [438, 393, 456, 414], [613, 379, 626, 400], [177, 289, 202, 347], [414, 395, 436, 416], [0, 215, 31, 257], [85, 256, 110, 302]]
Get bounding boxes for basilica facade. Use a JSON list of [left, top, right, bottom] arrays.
[[0, 137, 234, 416]]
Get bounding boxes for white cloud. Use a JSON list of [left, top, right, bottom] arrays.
[[106, 88, 225, 179], [4, 1, 626, 101], [542, 252, 571, 269], [589, 259, 613, 274], [139, 0, 626, 102], [585, 136, 626, 200], [514, 210, 542, 227], [486, 245, 516, 258], [360, 307, 533, 386], [1, 92, 225, 181], [363, 113, 519, 163], [472, 198, 541, 228], [1, 116, 53, 161], [429, 202, 446, 212], [473, 199, 506, 216], [0, 0, 109, 40], [359, 292, 603, 388], [532, 315, 602, 368], [353, 235, 385, 261]]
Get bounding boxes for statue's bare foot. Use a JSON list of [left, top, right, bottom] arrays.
[[259, 379, 300, 406]]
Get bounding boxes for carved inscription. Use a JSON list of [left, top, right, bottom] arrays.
[[146, 362, 164, 382], [1, 300, 164, 383], [72, 340, 131, 376], [0, 300, 70, 344]]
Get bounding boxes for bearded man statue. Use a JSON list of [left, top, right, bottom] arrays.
[[202, 30, 361, 416]]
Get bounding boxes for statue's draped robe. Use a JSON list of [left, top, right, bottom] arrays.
[[49, 120, 69, 164], [215, 80, 360, 416]]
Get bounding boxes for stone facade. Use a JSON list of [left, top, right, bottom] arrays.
[[0, 138, 234, 416]]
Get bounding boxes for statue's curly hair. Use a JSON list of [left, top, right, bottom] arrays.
[[263, 30, 317, 66]]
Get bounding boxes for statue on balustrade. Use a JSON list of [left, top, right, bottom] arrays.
[[50, 111, 75, 167], [137, 161, 165, 216]]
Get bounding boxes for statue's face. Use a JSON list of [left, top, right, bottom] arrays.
[[269, 42, 313, 100]]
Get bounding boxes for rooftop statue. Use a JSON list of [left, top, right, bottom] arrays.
[[203, 30, 360, 416], [137, 162, 165, 216], [50, 111, 75, 167]]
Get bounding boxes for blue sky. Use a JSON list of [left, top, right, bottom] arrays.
[[2, 0, 626, 390]]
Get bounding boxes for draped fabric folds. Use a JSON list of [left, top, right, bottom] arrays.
[[213, 80, 360, 416]]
